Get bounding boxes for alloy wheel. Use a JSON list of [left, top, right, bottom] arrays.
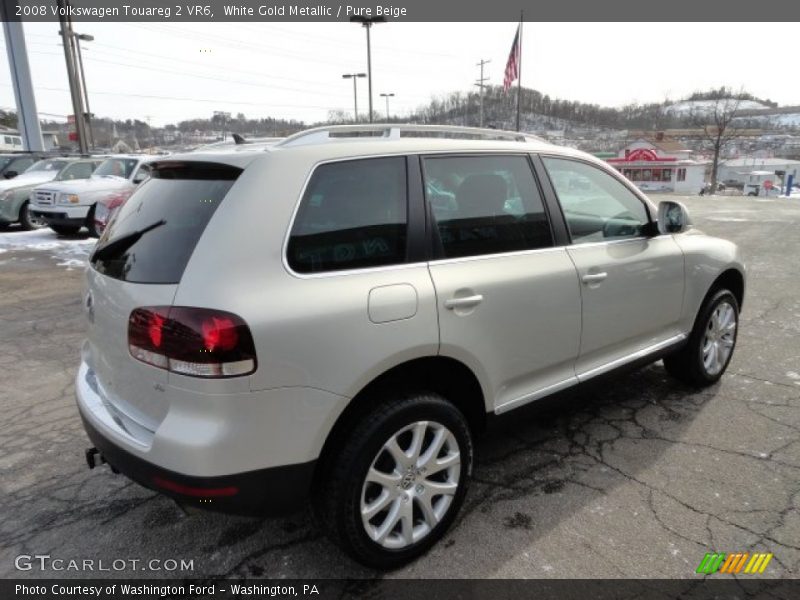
[[360, 420, 461, 550], [702, 301, 737, 376]]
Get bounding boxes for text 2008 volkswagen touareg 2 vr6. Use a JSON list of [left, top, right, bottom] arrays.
[[77, 125, 745, 568]]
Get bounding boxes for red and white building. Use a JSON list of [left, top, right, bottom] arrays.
[[607, 134, 707, 194]]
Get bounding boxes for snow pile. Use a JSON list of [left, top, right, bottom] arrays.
[[0, 229, 96, 270]]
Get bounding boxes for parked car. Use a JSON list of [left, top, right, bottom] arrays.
[[92, 189, 133, 236], [30, 155, 153, 237], [76, 125, 745, 568], [0, 152, 49, 180], [0, 157, 101, 230]]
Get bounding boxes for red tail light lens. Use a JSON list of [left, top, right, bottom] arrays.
[[128, 307, 256, 378]]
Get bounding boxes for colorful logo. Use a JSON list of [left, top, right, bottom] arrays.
[[696, 552, 773, 575]]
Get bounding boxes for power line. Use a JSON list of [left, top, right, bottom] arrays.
[[26, 49, 353, 98], [0, 82, 346, 111]]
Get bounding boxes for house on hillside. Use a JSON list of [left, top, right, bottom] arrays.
[[606, 132, 707, 193]]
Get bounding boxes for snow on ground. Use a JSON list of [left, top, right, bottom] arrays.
[[0, 229, 96, 270]]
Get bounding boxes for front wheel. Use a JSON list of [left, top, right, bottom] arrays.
[[313, 392, 473, 569], [19, 201, 47, 231], [86, 205, 102, 238], [664, 289, 739, 386]]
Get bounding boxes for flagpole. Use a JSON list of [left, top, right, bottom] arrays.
[[516, 11, 523, 132]]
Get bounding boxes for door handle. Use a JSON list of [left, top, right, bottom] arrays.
[[581, 272, 608, 284], [444, 294, 484, 309]]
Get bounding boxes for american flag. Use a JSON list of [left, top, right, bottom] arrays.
[[503, 25, 521, 93]]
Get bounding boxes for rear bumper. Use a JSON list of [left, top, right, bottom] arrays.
[[73, 351, 346, 515], [78, 408, 315, 515]]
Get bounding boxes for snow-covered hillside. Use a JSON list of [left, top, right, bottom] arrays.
[[665, 99, 770, 115]]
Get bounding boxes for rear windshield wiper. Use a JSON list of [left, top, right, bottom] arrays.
[[92, 219, 166, 262]]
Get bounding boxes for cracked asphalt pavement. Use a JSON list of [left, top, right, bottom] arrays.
[[1, 194, 798, 579]]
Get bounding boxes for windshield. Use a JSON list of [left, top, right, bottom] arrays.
[[59, 161, 98, 181], [91, 162, 241, 284], [94, 158, 138, 179], [26, 159, 69, 173]]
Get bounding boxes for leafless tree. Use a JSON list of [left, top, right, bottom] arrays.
[[689, 90, 746, 195]]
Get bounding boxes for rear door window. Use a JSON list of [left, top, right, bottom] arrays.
[[90, 162, 240, 284], [287, 157, 408, 274], [422, 155, 553, 259]]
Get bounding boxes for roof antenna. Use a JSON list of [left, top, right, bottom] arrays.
[[232, 133, 247, 145]]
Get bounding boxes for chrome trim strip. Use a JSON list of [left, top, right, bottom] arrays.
[[576, 333, 687, 382], [494, 333, 687, 415], [429, 245, 565, 267], [494, 376, 578, 415]]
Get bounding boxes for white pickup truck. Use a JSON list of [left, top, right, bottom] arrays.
[[30, 155, 154, 236]]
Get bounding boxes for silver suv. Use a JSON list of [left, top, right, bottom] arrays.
[[77, 125, 745, 568]]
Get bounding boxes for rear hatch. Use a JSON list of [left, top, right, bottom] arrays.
[[84, 161, 241, 435]]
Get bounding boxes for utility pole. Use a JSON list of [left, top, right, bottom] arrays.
[[350, 16, 385, 124], [57, 0, 88, 153], [474, 59, 490, 128], [72, 32, 95, 150], [1, 3, 44, 151], [342, 73, 366, 122], [380, 93, 395, 121]]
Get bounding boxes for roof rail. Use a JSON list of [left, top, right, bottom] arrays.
[[277, 124, 547, 147]]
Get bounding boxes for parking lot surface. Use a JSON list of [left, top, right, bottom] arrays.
[[1, 194, 798, 579]]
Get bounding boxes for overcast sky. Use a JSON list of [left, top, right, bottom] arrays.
[[1, 22, 798, 127]]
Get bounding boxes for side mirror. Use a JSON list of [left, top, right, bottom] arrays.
[[657, 200, 691, 234], [4, 171, 18, 179]]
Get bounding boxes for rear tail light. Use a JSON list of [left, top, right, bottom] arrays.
[[128, 306, 256, 378]]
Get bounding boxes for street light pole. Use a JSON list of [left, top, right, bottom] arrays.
[[350, 16, 385, 124], [380, 93, 395, 121], [342, 73, 366, 122]]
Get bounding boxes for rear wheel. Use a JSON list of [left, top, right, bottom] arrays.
[[19, 201, 46, 231], [664, 289, 739, 386], [313, 392, 473, 569], [50, 224, 81, 236]]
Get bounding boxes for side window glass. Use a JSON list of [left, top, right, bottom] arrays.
[[542, 157, 649, 244], [288, 157, 408, 274], [15, 158, 34, 171], [423, 155, 552, 259]]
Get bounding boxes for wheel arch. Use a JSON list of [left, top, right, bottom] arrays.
[[315, 356, 486, 477], [708, 267, 745, 311]]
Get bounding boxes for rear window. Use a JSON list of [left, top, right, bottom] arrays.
[[90, 162, 241, 284]]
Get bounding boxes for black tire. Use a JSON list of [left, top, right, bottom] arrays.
[[50, 224, 81, 236], [86, 205, 102, 238], [313, 392, 473, 569], [19, 201, 46, 231], [664, 289, 739, 387]]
